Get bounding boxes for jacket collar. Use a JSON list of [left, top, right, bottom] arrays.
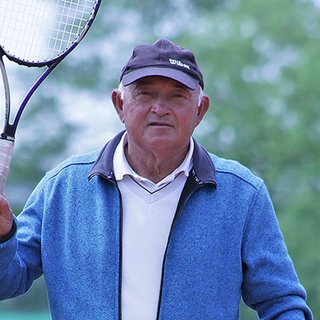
[[88, 131, 217, 188]]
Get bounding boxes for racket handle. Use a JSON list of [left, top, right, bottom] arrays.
[[0, 138, 14, 195]]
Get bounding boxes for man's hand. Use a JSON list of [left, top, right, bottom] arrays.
[[0, 194, 13, 238]]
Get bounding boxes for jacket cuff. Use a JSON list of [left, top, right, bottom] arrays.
[[0, 220, 17, 243]]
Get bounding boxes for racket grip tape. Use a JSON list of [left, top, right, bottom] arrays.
[[0, 139, 14, 195]]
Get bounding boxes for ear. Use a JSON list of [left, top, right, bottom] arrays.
[[111, 89, 125, 122], [196, 95, 210, 126]]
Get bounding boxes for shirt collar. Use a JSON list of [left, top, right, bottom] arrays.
[[113, 132, 194, 190]]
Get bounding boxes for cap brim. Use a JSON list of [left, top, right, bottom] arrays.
[[121, 67, 199, 90]]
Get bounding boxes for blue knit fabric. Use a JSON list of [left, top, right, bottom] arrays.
[[0, 135, 313, 319]]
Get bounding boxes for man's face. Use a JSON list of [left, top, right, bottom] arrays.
[[112, 76, 209, 155]]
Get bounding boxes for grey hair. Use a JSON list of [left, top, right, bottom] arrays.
[[117, 82, 125, 99], [117, 82, 204, 106], [197, 87, 204, 106]]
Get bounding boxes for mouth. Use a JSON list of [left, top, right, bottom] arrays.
[[148, 121, 172, 128]]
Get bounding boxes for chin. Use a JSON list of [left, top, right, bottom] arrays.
[[146, 138, 176, 150]]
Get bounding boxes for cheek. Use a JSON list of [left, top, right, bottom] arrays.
[[123, 105, 147, 127], [178, 108, 199, 128], [122, 102, 137, 119]]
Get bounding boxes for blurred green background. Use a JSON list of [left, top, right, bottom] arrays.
[[1, 0, 319, 318], [0, 313, 50, 320]]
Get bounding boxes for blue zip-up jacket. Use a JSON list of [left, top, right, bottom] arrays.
[[0, 132, 313, 319]]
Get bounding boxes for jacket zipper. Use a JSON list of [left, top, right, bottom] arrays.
[[155, 173, 203, 319]]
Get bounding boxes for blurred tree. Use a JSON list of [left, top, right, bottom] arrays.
[[1, 0, 319, 318], [7, 94, 75, 212]]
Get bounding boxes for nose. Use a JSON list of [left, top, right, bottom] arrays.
[[150, 97, 170, 116]]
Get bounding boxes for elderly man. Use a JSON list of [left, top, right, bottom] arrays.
[[0, 39, 313, 319]]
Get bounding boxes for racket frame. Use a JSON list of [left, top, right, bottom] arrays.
[[0, 0, 102, 194], [0, 0, 102, 141]]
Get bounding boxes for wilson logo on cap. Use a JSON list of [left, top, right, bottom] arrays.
[[169, 59, 191, 70]]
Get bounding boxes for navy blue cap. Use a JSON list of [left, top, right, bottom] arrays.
[[120, 39, 204, 90]]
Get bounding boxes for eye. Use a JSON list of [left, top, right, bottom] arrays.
[[140, 91, 152, 96], [135, 90, 154, 102], [171, 92, 188, 100]]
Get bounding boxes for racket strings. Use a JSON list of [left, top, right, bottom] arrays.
[[0, 0, 98, 63], [52, 0, 92, 56]]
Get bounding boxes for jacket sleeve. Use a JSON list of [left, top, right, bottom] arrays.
[[0, 187, 44, 300], [241, 182, 313, 319]]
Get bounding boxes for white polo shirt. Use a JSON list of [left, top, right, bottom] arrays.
[[113, 133, 193, 320]]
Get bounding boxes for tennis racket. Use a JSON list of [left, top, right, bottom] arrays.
[[0, 0, 102, 195]]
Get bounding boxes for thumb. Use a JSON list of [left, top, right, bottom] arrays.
[[0, 194, 14, 237]]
